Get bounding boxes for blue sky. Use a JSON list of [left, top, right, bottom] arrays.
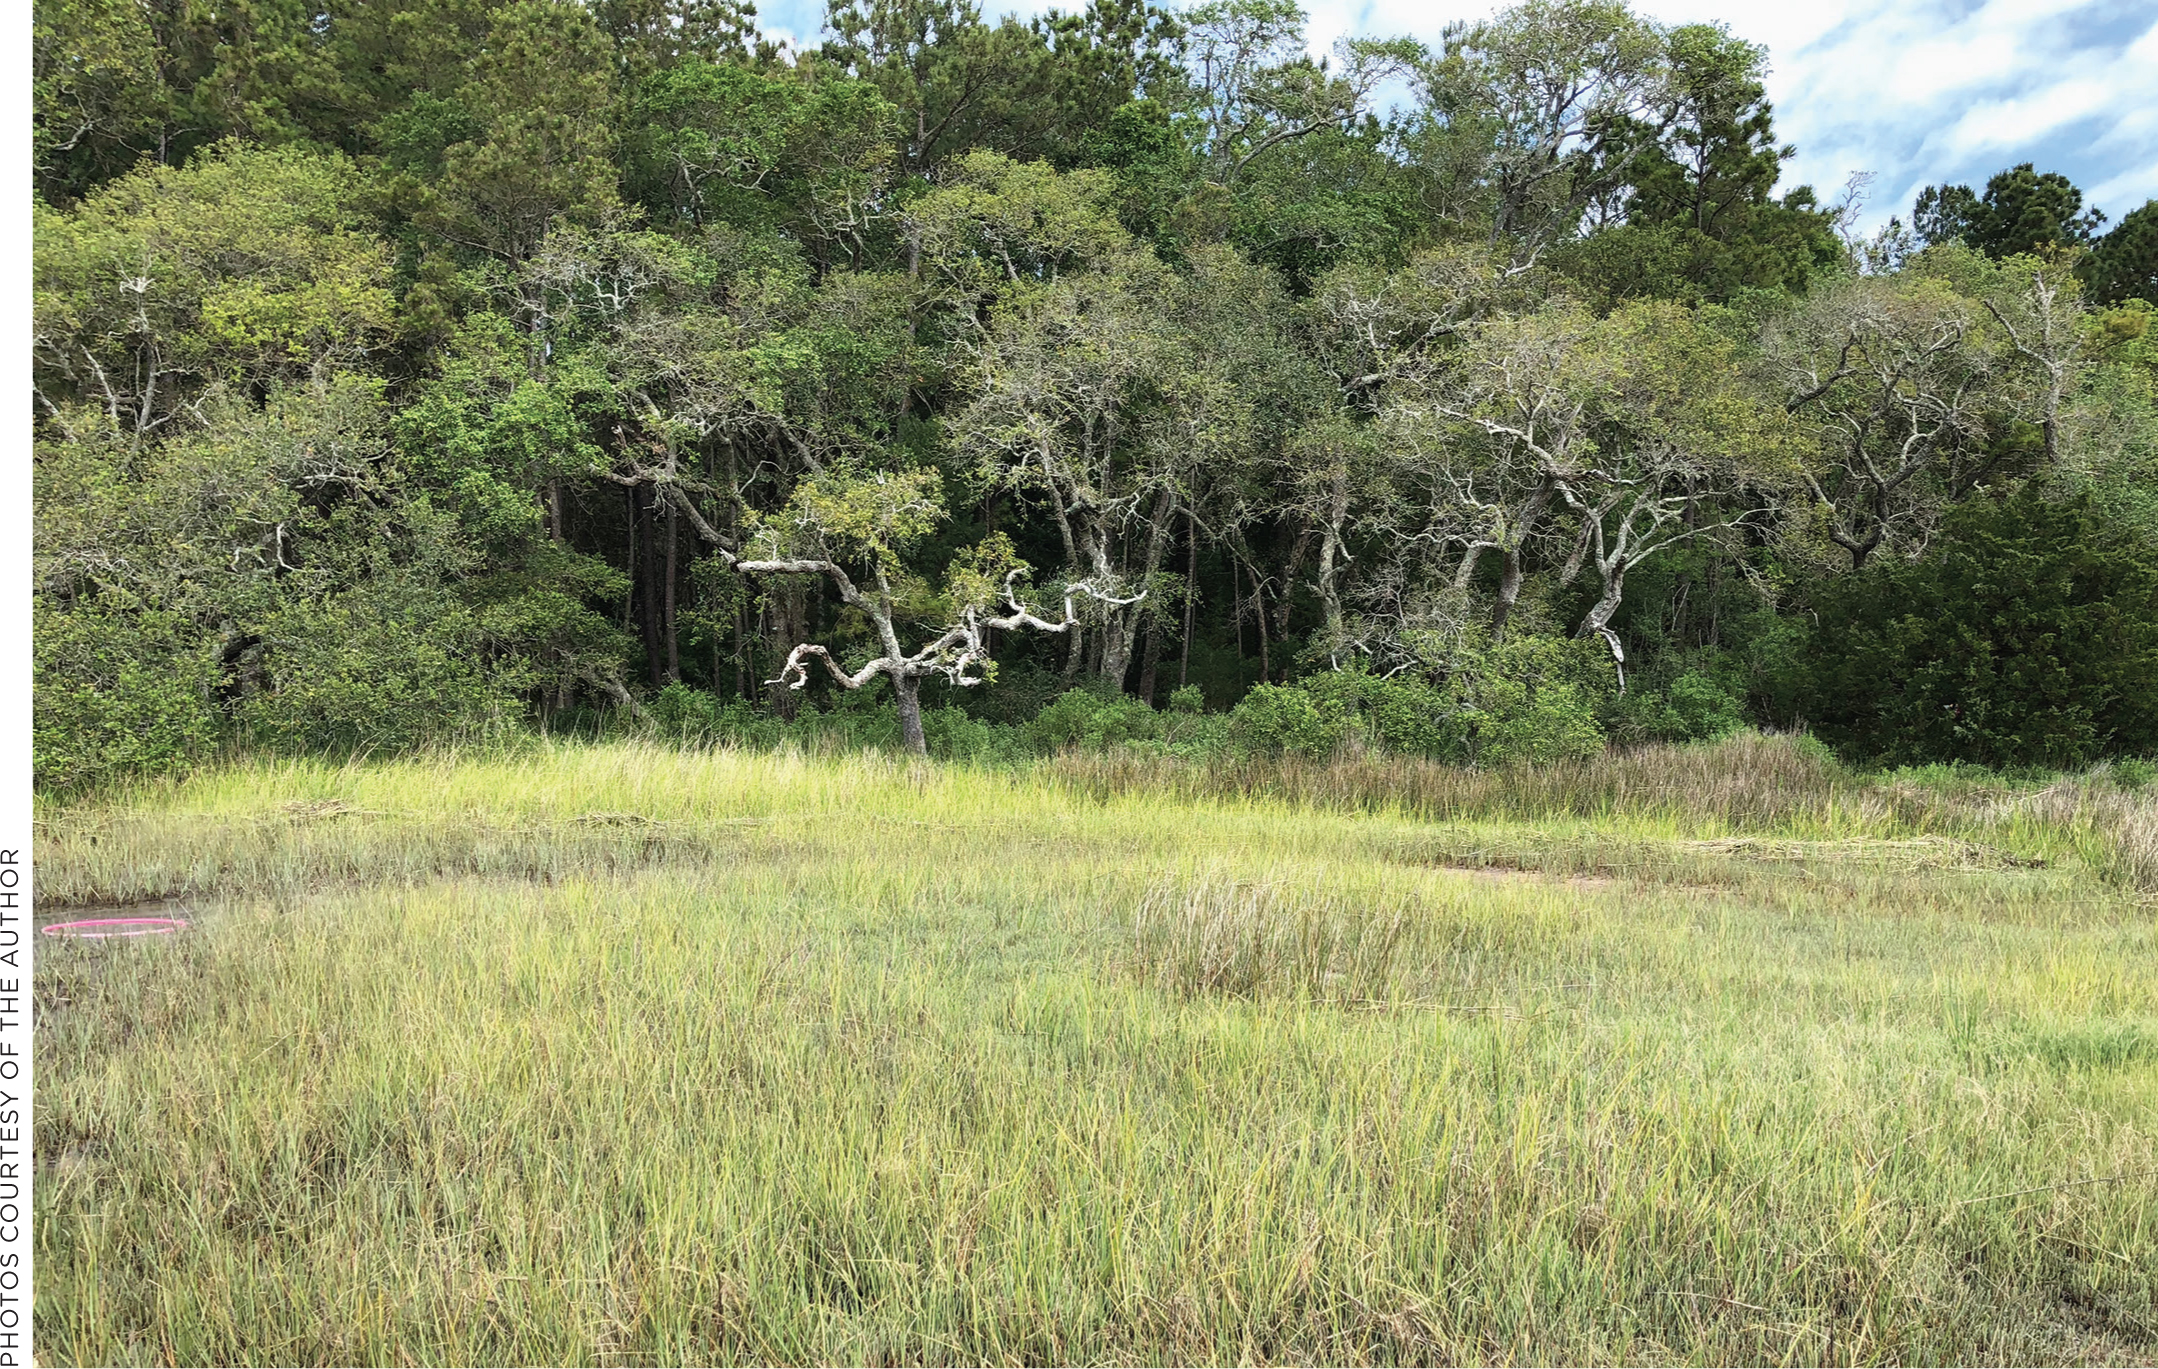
[[751, 0, 2158, 234]]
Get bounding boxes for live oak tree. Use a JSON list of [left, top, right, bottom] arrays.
[[33, 144, 396, 450], [949, 250, 1179, 683], [1387, 298, 1604, 635], [1379, 291, 1789, 671], [1552, 300, 1791, 657], [733, 468, 1132, 754], [1766, 269, 2002, 569], [1415, 0, 1676, 257], [1288, 245, 1507, 663]]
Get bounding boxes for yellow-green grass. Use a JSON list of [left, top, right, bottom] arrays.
[[34, 740, 2158, 1364]]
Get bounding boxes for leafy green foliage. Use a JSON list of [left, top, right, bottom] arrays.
[[34, 144, 395, 431], [1227, 682, 1353, 758], [2082, 200, 2158, 307], [1613, 668, 1748, 743], [1799, 494, 2158, 768], [1027, 686, 1164, 751], [29, 0, 2158, 786], [1913, 163, 2107, 258], [237, 592, 526, 754], [33, 601, 221, 791], [1555, 25, 1839, 305], [422, 0, 622, 263]]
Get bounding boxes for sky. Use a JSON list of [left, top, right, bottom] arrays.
[[751, 0, 2158, 235]]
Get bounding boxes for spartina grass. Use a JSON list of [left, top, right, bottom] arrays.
[[1993, 777, 2158, 892], [1054, 731, 1911, 834], [32, 738, 2158, 1363], [1129, 873, 1410, 1003]]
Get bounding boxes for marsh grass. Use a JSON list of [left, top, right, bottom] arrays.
[[2001, 779, 2158, 894], [31, 736, 2158, 1364], [1128, 875, 1410, 1003]]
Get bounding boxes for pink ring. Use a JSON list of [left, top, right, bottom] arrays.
[[42, 917, 190, 939]]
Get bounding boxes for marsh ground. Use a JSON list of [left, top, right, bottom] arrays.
[[31, 738, 2158, 1364]]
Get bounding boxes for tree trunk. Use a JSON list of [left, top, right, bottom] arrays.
[[1249, 561, 1270, 684], [1316, 521, 1344, 664], [1180, 513, 1197, 689], [1135, 619, 1162, 704], [638, 494, 665, 687], [1232, 563, 1245, 678], [766, 589, 803, 720], [1491, 480, 1555, 634], [1491, 548, 1529, 634], [1575, 557, 1629, 640], [664, 502, 681, 683], [1274, 522, 1310, 645], [735, 597, 750, 701], [623, 484, 638, 629], [1099, 616, 1135, 691], [893, 672, 928, 756], [1098, 488, 1179, 691]]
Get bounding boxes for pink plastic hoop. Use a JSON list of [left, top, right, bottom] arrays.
[[42, 917, 190, 939]]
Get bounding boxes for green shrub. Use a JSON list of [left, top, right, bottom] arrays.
[[650, 683, 762, 742], [1468, 677, 1606, 767], [1800, 492, 2158, 767], [1364, 676, 1473, 759], [1262, 634, 1612, 767], [922, 704, 1027, 762], [1459, 635, 1613, 766], [2109, 757, 2156, 790], [1667, 671, 1748, 741], [239, 593, 524, 754], [33, 601, 222, 791], [949, 659, 1069, 726], [1025, 687, 1162, 752], [1297, 669, 1472, 761], [1227, 683, 1354, 759], [1615, 668, 1749, 743]]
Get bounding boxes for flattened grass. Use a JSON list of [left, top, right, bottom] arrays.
[[34, 739, 2158, 1364]]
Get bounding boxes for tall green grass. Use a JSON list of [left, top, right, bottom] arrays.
[[34, 737, 2158, 1363]]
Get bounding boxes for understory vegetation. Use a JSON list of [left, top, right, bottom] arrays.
[[31, 0, 2158, 786], [33, 737, 2158, 1363]]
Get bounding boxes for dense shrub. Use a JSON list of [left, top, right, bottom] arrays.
[[1800, 493, 2158, 767], [1362, 676, 1472, 758], [1297, 671, 1462, 758], [1252, 634, 1612, 767], [650, 682, 752, 740], [239, 599, 525, 754], [1453, 634, 1614, 766], [1025, 687, 1163, 752], [1612, 667, 1749, 743], [33, 602, 222, 791], [1227, 683, 1354, 759]]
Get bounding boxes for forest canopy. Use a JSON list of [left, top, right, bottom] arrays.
[[31, 0, 2158, 784]]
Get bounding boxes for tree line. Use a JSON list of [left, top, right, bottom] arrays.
[[32, 0, 2158, 779]]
